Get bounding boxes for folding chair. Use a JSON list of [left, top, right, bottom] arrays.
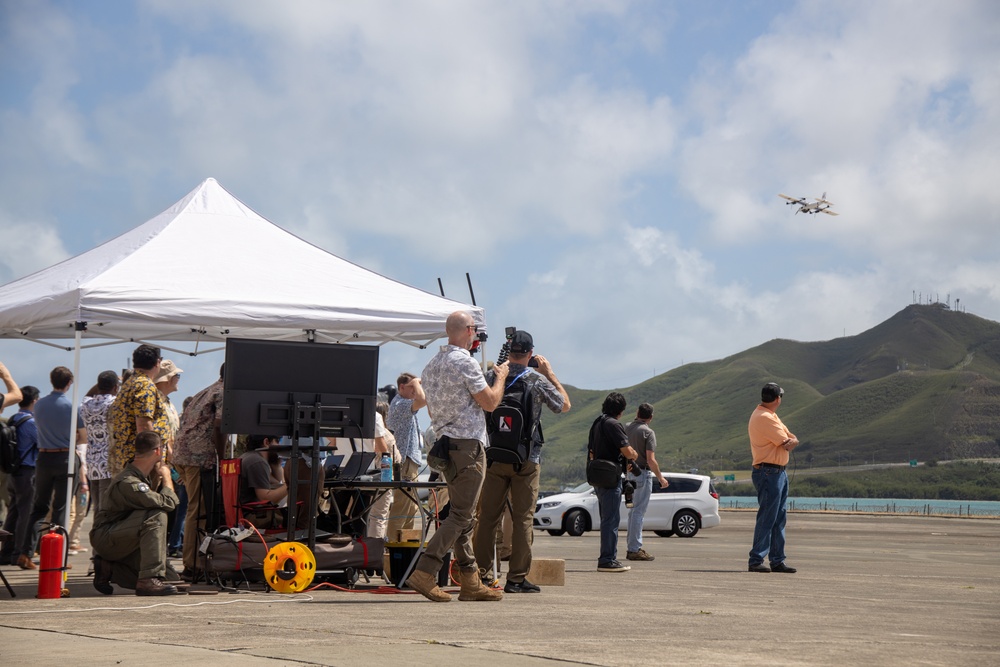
[[219, 457, 282, 531]]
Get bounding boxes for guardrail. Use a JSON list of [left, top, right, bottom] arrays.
[[720, 498, 1000, 518]]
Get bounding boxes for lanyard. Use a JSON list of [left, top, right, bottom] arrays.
[[505, 369, 530, 390]]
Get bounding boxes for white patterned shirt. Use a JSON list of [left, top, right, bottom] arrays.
[[81, 394, 115, 480], [421, 344, 489, 445]]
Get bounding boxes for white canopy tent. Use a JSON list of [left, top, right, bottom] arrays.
[[0, 177, 484, 531], [0, 177, 483, 349]]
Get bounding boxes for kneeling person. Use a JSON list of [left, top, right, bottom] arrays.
[[90, 431, 183, 596]]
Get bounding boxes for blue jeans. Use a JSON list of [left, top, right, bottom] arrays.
[[168, 482, 188, 551], [595, 481, 622, 566], [749, 466, 789, 566], [626, 470, 653, 553]]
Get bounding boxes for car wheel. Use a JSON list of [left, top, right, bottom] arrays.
[[653, 530, 674, 538], [673, 510, 699, 538], [564, 509, 587, 537], [547, 529, 566, 537]]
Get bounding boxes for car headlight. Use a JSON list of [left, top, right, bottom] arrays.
[[539, 501, 562, 509]]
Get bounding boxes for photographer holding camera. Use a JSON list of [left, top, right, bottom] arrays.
[[589, 392, 638, 573], [624, 403, 669, 562], [474, 329, 570, 593]]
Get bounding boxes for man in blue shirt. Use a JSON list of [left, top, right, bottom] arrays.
[[386, 372, 427, 540], [0, 385, 40, 569], [27, 367, 86, 561]]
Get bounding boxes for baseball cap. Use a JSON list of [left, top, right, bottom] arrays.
[[155, 359, 183, 382], [761, 382, 784, 402], [509, 330, 534, 353]]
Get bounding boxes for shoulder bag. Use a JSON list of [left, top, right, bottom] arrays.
[[585, 415, 621, 489]]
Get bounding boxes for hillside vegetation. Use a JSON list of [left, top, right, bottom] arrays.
[[537, 304, 1000, 490]]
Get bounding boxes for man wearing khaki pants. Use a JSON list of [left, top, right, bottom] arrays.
[[386, 372, 427, 540], [171, 365, 225, 580], [405, 311, 509, 602]]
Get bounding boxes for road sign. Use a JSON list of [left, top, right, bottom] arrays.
[[724, 474, 736, 481]]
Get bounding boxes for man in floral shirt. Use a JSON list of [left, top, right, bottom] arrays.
[[108, 345, 170, 475], [405, 311, 509, 603], [171, 364, 225, 578]]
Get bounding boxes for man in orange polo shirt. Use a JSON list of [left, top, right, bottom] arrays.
[[747, 382, 800, 573]]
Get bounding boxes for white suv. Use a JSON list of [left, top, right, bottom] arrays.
[[533, 473, 721, 538]]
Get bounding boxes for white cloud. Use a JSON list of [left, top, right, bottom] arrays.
[[0, 212, 71, 284], [3, 0, 1000, 395], [104, 1, 679, 261], [679, 0, 1000, 261]]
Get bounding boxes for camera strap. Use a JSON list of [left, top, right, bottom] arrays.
[[587, 414, 607, 460]]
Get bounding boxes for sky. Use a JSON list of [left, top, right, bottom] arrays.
[[1, 0, 999, 409]]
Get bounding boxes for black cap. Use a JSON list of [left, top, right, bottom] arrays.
[[761, 382, 784, 402], [509, 330, 534, 353]]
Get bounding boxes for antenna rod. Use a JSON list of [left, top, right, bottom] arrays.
[[466, 272, 477, 306], [437, 278, 445, 297]]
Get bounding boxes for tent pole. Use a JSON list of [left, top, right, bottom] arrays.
[[63, 323, 85, 535]]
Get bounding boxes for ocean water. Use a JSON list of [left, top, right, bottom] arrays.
[[721, 496, 1000, 517]]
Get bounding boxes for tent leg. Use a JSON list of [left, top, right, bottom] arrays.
[[62, 325, 84, 532]]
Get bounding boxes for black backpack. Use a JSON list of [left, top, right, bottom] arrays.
[[0, 413, 32, 474], [485, 369, 541, 468]]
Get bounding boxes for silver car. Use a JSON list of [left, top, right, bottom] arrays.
[[533, 473, 721, 538]]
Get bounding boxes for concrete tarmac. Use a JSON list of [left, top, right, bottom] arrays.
[[0, 511, 997, 666]]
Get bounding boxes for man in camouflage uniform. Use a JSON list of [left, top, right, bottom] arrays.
[[91, 431, 183, 596]]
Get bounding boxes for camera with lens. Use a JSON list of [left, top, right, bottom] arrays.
[[497, 325, 540, 367], [622, 479, 636, 508], [496, 326, 516, 365]]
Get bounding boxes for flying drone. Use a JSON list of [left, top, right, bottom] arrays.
[[778, 192, 839, 216]]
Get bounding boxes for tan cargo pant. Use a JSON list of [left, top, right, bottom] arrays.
[[473, 460, 539, 583], [415, 438, 484, 575]]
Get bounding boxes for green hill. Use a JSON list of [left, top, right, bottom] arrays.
[[537, 304, 1000, 489]]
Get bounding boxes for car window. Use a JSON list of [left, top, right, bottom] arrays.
[[653, 477, 702, 494]]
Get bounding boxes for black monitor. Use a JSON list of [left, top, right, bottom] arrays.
[[220, 338, 379, 439]]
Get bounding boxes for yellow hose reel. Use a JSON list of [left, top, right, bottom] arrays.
[[263, 541, 316, 593]]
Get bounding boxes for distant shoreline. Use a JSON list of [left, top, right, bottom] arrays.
[[722, 507, 998, 520], [721, 495, 1000, 518]]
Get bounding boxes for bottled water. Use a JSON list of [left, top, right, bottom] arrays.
[[380, 453, 393, 482]]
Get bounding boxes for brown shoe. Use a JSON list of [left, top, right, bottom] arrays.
[[16, 554, 36, 570], [135, 577, 182, 596], [457, 568, 503, 601], [626, 549, 655, 561], [406, 569, 452, 602], [93, 555, 114, 595]]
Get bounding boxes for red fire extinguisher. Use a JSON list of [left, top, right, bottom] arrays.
[[38, 525, 68, 599]]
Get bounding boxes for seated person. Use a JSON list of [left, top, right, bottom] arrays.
[[90, 431, 183, 596], [280, 437, 327, 530], [239, 435, 287, 529]]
